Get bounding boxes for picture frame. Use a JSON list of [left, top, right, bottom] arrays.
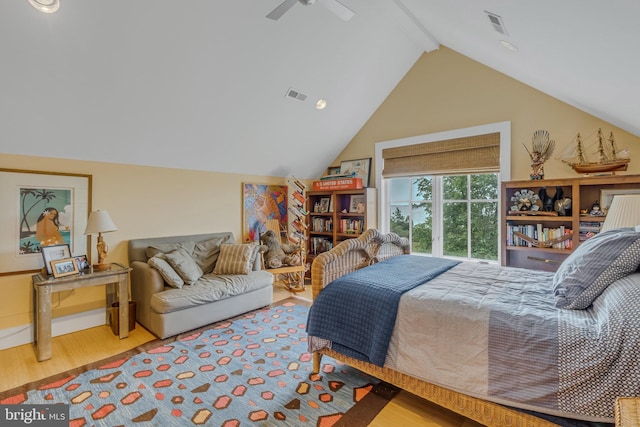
[[349, 195, 366, 213], [340, 158, 372, 187], [319, 198, 330, 213], [0, 168, 91, 276], [41, 244, 71, 276], [600, 188, 640, 213], [242, 183, 288, 242], [51, 257, 79, 278], [74, 254, 89, 272], [326, 166, 341, 176]]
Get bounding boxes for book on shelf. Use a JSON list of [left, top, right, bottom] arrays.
[[311, 217, 333, 233], [339, 218, 363, 234], [506, 223, 572, 249], [288, 231, 305, 245], [578, 221, 602, 241], [292, 190, 306, 205], [288, 175, 306, 193], [288, 206, 304, 221], [310, 237, 333, 255]]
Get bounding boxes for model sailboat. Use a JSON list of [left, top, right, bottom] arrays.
[[560, 128, 630, 174]]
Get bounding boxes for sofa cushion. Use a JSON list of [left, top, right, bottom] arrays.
[[150, 270, 274, 314], [146, 241, 196, 260], [148, 254, 185, 289], [164, 248, 203, 285], [215, 243, 258, 275], [192, 235, 234, 274]]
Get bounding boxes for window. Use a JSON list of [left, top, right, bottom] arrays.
[[375, 122, 510, 263], [388, 173, 499, 261]]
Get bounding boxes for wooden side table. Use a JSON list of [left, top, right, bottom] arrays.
[[32, 262, 132, 362], [616, 397, 640, 426]]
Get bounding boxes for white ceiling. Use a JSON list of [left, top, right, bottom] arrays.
[[1, 0, 638, 180]]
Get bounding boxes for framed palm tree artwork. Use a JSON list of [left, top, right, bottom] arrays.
[[0, 168, 92, 275]]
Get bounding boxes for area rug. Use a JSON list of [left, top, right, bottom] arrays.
[[0, 301, 397, 426]]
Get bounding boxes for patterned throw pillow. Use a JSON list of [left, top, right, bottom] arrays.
[[164, 248, 204, 285], [214, 243, 257, 275], [148, 254, 185, 289], [553, 228, 640, 309], [192, 236, 234, 274]]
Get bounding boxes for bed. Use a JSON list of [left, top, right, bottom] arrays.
[[307, 228, 640, 426]]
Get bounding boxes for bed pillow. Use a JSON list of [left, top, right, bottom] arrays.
[[553, 227, 640, 309], [214, 243, 257, 275], [148, 254, 184, 289], [164, 248, 203, 285]]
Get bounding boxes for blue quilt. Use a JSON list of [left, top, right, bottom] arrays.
[[306, 255, 460, 366]]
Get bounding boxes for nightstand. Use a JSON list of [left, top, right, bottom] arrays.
[[32, 263, 132, 361]]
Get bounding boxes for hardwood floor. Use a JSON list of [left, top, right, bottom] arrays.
[[0, 280, 483, 427]]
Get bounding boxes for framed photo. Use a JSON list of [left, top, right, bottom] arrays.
[[41, 244, 71, 276], [340, 158, 372, 187], [349, 195, 366, 213], [326, 166, 341, 176], [0, 168, 91, 275], [242, 183, 288, 242], [74, 254, 89, 272], [600, 188, 640, 213], [51, 257, 79, 278], [319, 197, 330, 213]]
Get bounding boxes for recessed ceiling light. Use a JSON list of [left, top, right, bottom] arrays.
[[316, 99, 327, 110], [499, 40, 518, 52], [28, 0, 60, 13]]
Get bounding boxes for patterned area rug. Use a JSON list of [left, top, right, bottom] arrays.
[[0, 301, 396, 426]]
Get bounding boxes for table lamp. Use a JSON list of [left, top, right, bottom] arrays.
[[600, 194, 640, 232], [84, 210, 118, 271]]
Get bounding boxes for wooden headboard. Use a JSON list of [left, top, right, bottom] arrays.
[[310, 229, 410, 300]]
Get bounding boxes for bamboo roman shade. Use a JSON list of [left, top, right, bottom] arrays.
[[382, 132, 500, 177]]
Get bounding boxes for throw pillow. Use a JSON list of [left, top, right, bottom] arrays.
[[164, 248, 204, 285], [553, 227, 640, 309], [192, 235, 234, 274], [145, 241, 196, 260], [214, 243, 257, 275], [148, 255, 184, 289]]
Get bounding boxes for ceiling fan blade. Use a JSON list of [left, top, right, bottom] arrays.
[[319, 0, 355, 21], [266, 0, 299, 20]]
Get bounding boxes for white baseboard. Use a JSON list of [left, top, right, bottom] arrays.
[[0, 308, 106, 351]]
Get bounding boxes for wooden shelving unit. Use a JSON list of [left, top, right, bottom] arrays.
[[306, 188, 376, 262], [501, 174, 640, 271]]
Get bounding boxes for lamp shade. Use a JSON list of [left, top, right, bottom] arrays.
[[84, 210, 118, 234], [600, 195, 640, 232]]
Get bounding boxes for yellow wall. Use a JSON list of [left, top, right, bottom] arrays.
[[3, 46, 640, 342], [332, 47, 640, 180], [0, 154, 288, 332]]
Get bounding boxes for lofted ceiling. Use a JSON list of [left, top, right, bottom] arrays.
[[1, 0, 638, 180]]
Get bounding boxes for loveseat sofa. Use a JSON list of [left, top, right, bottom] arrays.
[[128, 232, 273, 339]]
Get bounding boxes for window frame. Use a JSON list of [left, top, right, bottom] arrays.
[[375, 121, 511, 263]]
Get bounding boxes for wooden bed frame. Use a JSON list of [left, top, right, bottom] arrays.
[[310, 229, 560, 427]]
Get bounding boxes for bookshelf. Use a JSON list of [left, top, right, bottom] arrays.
[[501, 174, 640, 271], [306, 188, 376, 261], [287, 175, 307, 247]]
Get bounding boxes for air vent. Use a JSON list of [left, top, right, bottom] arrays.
[[485, 11, 508, 36], [285, 88, 308, 102]]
